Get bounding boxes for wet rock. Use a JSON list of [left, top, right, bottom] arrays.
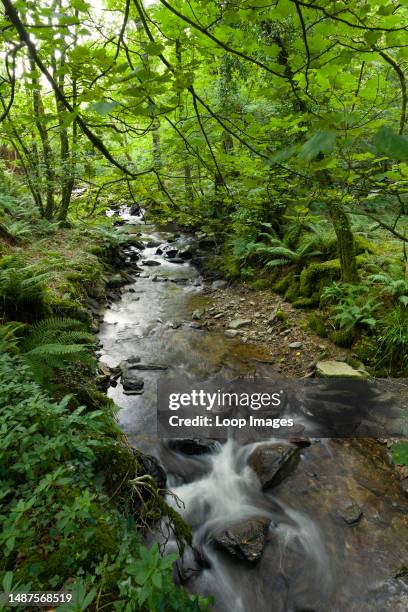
[[106, 273, 126, 288], [190, 322, 202, 329], [289, 342, 303, 349], [145, 239, 162, 248], [192, 308, 205, 320], [212, 279, 228, 289], [248, 443, 301, 490], [168, 438, 218, 455], [212, 516, 270, 563], [164, 247, 178, 258], [129, 362, 168, 371], [228, 319, 252, 330], [289, 437, 311, 448], [169, 257, 185, 264], [170, 278, 189, 285], [156, 247, 163, 255], [316, 360, 366, 378], [225, 329, 239, 338], [193, 546, 211, 569], [126, 238, 144, 250], [86, 297, 105, 315], [336, 498, 363, 525], [142, 260, 161, 266], [129, 203, 141, 216], [178, 246, 195, 259], [121, 369, 144, 393], [166, 321, 181, 329], [121, 271, 135, 283]]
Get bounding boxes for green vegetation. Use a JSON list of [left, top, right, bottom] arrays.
[[0, 354, 208, 611], [1, 0, 408, 601]]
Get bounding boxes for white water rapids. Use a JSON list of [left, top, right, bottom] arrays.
[[163, 439, 332, 612]]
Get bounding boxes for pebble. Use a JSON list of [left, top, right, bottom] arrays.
[[289, 342, 303, 349]]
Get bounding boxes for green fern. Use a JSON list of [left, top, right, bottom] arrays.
[[21, 317, 95, 384], [0, 257, 50, 317]]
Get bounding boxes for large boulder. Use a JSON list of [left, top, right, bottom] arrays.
[[212, 516, 270, 563], [248, 443, 301, 490], [316, 360, 366, 378]]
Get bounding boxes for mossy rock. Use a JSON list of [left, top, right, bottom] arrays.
[[307, 314, 328, 337], [299, 256, 368, 297], [299, 259, 341, 297], [293, 293, 320, 309], [329, 328, 354, 348], [250, 279, 273, 291], [274, 270, 295, 294], [274, 309, 288, 322], [284, 280, 300, 303]]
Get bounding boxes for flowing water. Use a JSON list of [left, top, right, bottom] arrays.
[[99, 211, 408, 611]]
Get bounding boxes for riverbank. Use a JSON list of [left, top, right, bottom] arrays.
[[192, 282, 354, 377], [0, 218, 210, 610]]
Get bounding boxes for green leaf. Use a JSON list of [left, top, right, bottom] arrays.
[[87, 100, 119, 116], [373, 127, 408, 161], [298, 131, 337, 163], [144, 42, 165, 56], [392, 442, 408, 466]]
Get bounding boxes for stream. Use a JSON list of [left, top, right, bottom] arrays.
[[98, 211, 408, 611]]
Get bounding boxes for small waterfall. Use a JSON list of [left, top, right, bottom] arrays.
[[163, 438, 332, 611]]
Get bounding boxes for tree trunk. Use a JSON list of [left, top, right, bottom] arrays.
[[30, 61, 55, 219], [327, 198, 359, 282]]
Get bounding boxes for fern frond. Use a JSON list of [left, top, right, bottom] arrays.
[[265, 258, 292, 268]]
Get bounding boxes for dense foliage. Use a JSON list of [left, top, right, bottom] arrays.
[[0, 353, 209, 610]]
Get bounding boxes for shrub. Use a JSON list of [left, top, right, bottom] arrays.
[[321, 282, 379, 331]]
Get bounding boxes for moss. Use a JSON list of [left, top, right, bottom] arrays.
[[346, 356, 363, 369], [65, 271, 88, 282], [276, 309, 288, 322], [293, 294, 320, 309], [45, 294, 91, 324], [274, 270, 295, 294], [329, 329, 354, 347], [284, 280, 300, 302], [354, 235, 378, 255], [300, 259, 341, 297], [307, 314, 328, 337], [250, 279, 273, 290]]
